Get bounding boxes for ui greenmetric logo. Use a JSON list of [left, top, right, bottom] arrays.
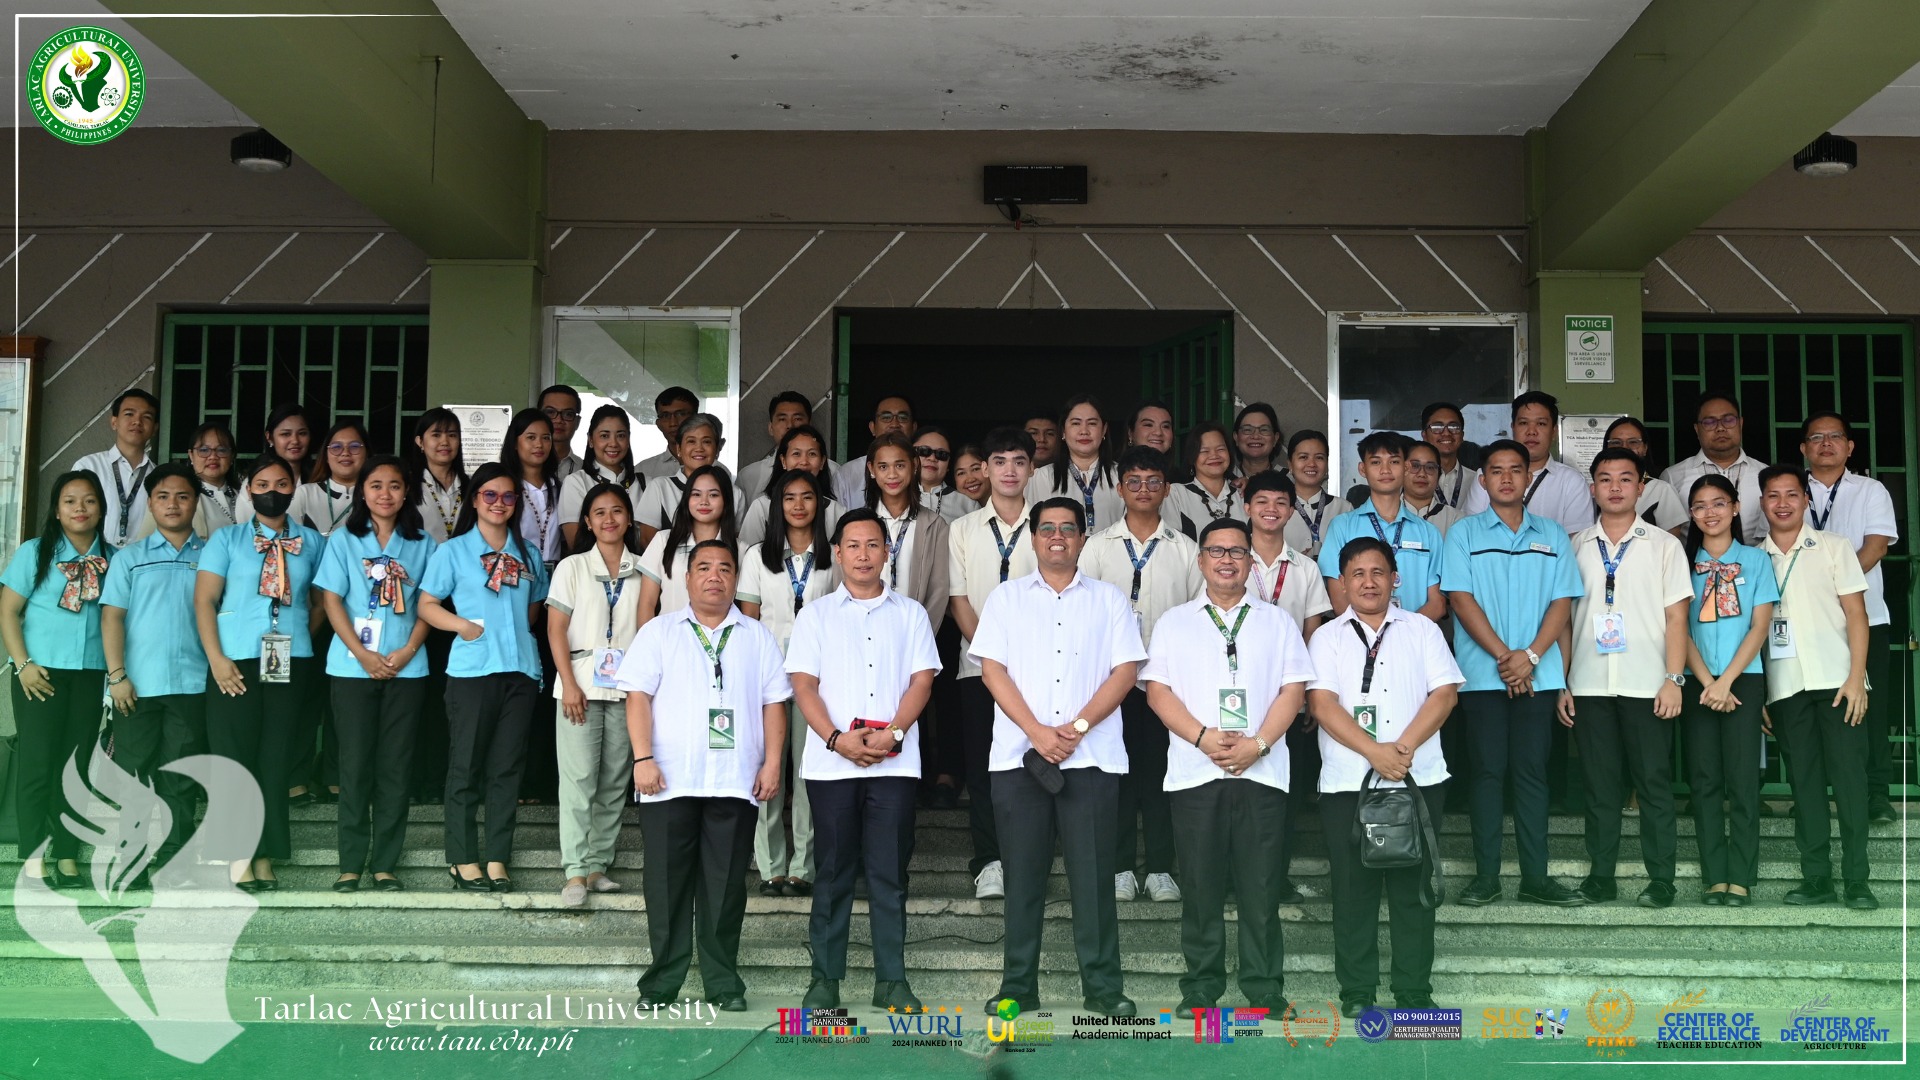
[[28, 26, 145, 144]]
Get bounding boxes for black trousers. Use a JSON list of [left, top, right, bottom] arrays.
[[111, 691, 208, 865], [204, 662, 312, 861], [992, 766, 1123, 1003], [1864, 624, 1895, 796], [1773, 688, 1871, 883], [1169, 779, 1288, 1004], [1461, 690, 1555, 882], [1574, 695, 1677, 882], [1320, 783, 1447, 1003], [1276, 719, 1320, 880], [923, 616, 966, 786], [287, 656, 335, 792], [522, 607, 560, 802], [11, 669, 105, 861], [411, 628, 454, 801], [1681, 673, 1764, 889], [636, 795, 756, 1000], [807, 775, 917, 981], [332, 676, 425, 874], [443, 673, 538, 865], [1115, 687, 1174, 874], [959, 677, 999, 873]]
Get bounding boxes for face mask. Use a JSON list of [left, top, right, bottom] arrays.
[[252, 490, 293, 519]]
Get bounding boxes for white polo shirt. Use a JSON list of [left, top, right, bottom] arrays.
[[834, 456, 869, 509], [1248, 544, 1334, 628], [738, 492, 843, 551], [1026, 463, 1128, 535], [517, 480, 565, 564], [1661, 451, 1767, 542], [1406, 497, 1465, 537], [1807, 471, 1899, 626], [614, 604, 793, 804], [875, 503, 921, 594], [1521, 457, 1597, 535], [74, 447, 152, 547], [1079, 519, 1202, 650], [556, 465, 646, 531], [634, 472, 690, 533], [786, 585, 943, 783], [638, 533, 698, 616], [1566, 521, 1694, 698], [1636, 476, 1688, 532], [1162, 480, 1242, 538], [1142, 594, 1315, 793], [968, 571, 1146, 773], [290, 479, 355, 537], [1308, 607, 1463, 792], [1284, 491, 1350, 561], [1762, 527, 1870, 703], [737, 542, 837, 651], [1436, 463, 1484, 513], [947, 499, 1036, 679], [636, 449, 680, 482]]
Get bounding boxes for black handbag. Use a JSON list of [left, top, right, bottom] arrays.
[[1352, 769, 1443, 909]]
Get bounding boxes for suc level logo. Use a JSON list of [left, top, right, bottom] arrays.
[[28, 27, 144, 144]]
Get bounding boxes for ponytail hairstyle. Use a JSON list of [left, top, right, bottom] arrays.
[[345, 455, 427, 541], [663, 464, 739, 580], [761, 468, 831, 574], [1045, 393, 1116, 494], [566, 481, 645, 558], [1683, 474, 1745, 562], [582, 403, 638, 487], [31, 471, 107, 591], [451, 462, 533, 568], [862, 431, 920, 519]]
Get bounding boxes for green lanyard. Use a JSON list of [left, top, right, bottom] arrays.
[[689, 621, 734, 692], [1204, 604, 1250, 682], [1774, 545, 1804, 619]]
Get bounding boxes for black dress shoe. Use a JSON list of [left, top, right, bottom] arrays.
[[1456, 877, 1502, 907], [1395, 995, 1437, 1010], [1518, 879, 1590, 907], [253, 876, 280, 892], [1574, 876, 1617, 903], [1341, 998, 1375, 1020], [1637, 881, 1676, 908], [635, 989, 677, 1010], [449, 867, 492, 893], [373, 876, 405, 892], [288, 790, 316, 807], [333, 875, 361, 894], [233, 879, 263, 893], [48, 867, 87, 890], [1724, 890, 1750, 908], [1249, 997, 1293, 1020], [929, 783, 959, 810], [1174, 1000, 1211, 1020], [1273, 878, 1305, 905], [1082, 995, 1135, 1017], [759, 878, 785, 897], [490, 876, 514, 893], [1702, 890, 1727, 906], [711, 993, 748, 1013], [782, 879, 813, 897], [873, 980, 923, 1012], [1868, 798, 1897, 826], [802, 979, 840, 1009], [1783, 877, 1837, 906], [1843, 881, 1878, 910]]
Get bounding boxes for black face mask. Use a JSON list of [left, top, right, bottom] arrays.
[[252, 490, 293, 519]]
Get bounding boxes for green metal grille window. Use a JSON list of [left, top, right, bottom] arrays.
[[1141, 318, 1235, 438], [1644, 322, 1917, 796], [160, 313, 431, 466]]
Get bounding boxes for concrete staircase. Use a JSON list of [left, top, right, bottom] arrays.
[[2, 799, 1910, 1011]]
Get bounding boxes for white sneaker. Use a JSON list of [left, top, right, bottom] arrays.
[[561, 882, 588, 908], [1115, 871, 1139, 901], [974, 861, 1005, 899], [1144, 872, 1181, 903]]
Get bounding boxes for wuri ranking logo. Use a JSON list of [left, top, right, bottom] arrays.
[[27, 26, 145, 144], [1158, 1006, 1270, 1043]]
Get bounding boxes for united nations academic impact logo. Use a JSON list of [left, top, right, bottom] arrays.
[[27, 26, 145, 144]]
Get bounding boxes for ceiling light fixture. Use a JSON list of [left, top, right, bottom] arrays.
[[1793, 132, 1856, 178], [231, 128, 293, 173]]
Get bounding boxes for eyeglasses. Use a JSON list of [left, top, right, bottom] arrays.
[[875, 410, 913, 425], [1236, 425, 1276, 437], [657, 408, 694, 424], [1033, 522, 1081, 537], [1201, 545, 1251, 560], [1406, 461, 1439, 475], [477, 490, 519, 507], [190, 445, 232, 458], [1424, 422, 1464, 434], [1804, 431, 1848, 445], [542, 406, 581, 423], [1604, 437, 1647, 450], [327, 441, 366, 455], [1697, 414, 1741, 430], [913, 446, 951, 461], [1121, 477, 1166, 491]]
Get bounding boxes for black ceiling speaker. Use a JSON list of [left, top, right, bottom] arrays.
[[231, 128, 293, 173]]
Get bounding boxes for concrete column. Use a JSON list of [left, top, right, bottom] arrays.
[[1530, 270, 1644, 419], [426, 260, 544, 409]]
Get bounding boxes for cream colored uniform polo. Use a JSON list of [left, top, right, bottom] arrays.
[[1566, 521, 1693, 698], [1761, 527, 1869, 703]]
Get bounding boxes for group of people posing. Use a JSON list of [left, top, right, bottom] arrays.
[[1, 380, 1898, 1024]]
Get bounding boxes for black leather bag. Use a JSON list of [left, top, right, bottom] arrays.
[[1352, 769, 1443, 908]]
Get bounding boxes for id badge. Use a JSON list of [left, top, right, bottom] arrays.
[[592, 648, 625, 689], [1354, 703, 1379, 739], [1769, 617, 1796, 659], [1594, 611, 1628, 655], [1218, 688, 1249, 731], [353, 618, 382, 653], [708, 708, 736, 750], [260, 633, 292, 684]]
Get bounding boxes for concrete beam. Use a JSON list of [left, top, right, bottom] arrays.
[[1535, 0, 1920, 271], [105, 0, 544, 261]]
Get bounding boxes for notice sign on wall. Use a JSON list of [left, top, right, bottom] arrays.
[[445, 405, 514, 465], [1565, 316, 1615, 383]]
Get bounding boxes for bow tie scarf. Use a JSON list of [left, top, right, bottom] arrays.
[[56, 555, 109, 612], [254, 532, 304, 604], [1693, 560, 1742, 622], [481, 551, 525, 593], [364, 556, 410, 613]]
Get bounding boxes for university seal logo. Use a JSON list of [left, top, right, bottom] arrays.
[[27, 26, 145, 144]]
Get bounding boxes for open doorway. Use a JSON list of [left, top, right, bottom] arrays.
[[837, 308, 1233, 455]]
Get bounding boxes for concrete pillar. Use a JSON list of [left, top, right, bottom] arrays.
[[426, 260, 544, 409], [1530, 270, 1645, 419]]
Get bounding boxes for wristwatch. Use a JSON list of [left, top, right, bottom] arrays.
[[1523, 648, 1541, 667], [1254, 735, 1271, 758], [1071, 717, 1090, 735], [1665, 672, 1687, 687], [889, 724, 905, 744]]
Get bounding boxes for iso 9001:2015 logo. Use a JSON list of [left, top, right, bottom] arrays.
[[27, 26, 145, 144]]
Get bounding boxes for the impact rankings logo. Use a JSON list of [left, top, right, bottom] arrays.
[[26, 26, 145, 144]]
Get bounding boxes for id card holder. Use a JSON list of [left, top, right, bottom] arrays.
[[1769, 617, 1796, 659], [260, 633, 292, 684], [1217, 688, 1249, 731], [1594, 612, 1628, 655], [1354, 703, 1379, 740], [353, 618, 382, 653], [592, 648, 625, 689], [708, 708, 736, 750]]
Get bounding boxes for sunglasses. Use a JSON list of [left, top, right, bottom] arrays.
[[477, 490, 519, 507], [913, 446, 951, 461]]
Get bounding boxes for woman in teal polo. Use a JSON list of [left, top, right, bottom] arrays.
[[195, 453, 327, 892], [0, 471, 111, 889]]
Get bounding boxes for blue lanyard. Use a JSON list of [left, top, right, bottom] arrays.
[[786, 551, 814, 610], [1071, 465, 1099, 531], [884, 517, 906, 589], [988, 518, 1025, 583], [1122, 536, 1161, 605], [1596, 536, 1633, 610], [602, 576, 626, 643], [1810, 479, 1840, 531], [1367, 511, 1406, 549], [1302, 493, 1331, 545]]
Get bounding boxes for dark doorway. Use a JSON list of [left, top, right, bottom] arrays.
[[837, 308, 1232, 453]]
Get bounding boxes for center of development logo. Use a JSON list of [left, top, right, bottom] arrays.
[[27, 26, 145, 144], [1779, 994, 1890, 1051]]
